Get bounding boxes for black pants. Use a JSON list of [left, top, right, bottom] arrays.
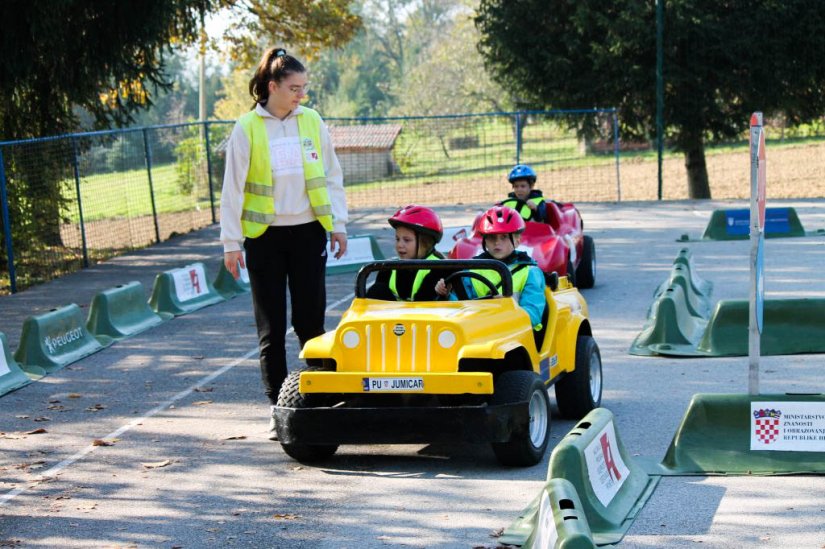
[[244, 222, 328, 405]]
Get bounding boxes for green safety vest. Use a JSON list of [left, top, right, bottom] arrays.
[[471, 263, 531, 301], [238, 107, 334, 238], [389, 253, 440, 301], [501, 196, 545, 221], [470, 255, 543, 331]]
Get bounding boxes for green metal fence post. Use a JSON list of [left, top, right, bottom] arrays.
[[204, 121, 216, 223], [70, 137, 89, 267], [0, 148, 17, 293], [656, 0, 665, 201], [613, 110, 622, 202], [515, 112, 523, 164], [142, 128, 161, 243]]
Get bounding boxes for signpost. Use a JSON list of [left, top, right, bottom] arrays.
[[749, 112, 766, 395]]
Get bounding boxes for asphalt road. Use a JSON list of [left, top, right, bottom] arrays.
[[1, 199, 824, 548]]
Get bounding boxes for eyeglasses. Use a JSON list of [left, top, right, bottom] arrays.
[[285, 84, 309, 95]]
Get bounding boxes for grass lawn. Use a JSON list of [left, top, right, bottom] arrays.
[[63, 163, 214, 222]]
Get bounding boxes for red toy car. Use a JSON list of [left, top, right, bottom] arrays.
[[449, 200, 596, 288]]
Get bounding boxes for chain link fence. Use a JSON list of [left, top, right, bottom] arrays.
[[3, 109, 825, 294]]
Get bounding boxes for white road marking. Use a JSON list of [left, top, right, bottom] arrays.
[[0, 292, 355, 506]]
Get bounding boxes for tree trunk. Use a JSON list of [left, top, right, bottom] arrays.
[[683, 135, 711, 199]]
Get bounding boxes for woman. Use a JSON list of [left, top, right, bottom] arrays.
[[219, 47, 348, 440]]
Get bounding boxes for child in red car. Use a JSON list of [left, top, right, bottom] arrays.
[[499, 164, 548, 223]]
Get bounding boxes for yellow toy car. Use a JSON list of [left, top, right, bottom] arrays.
[[273, 259, 602, 466]]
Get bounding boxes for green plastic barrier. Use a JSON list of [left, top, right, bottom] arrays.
[[672, 248, 712, 296], [653, 264, 712, 319], [149, 262, 225, 316], [630, 284, 708, 356], [658, 393, 825, 475], [326, 234, 385, 274], [14, 304, 113, 374], [697, 298, 825, 356], [701, 207, 806, 241], [543, 409, 658, 545], [86, 281, 168, 341], [213, 257, 251, 299], [501, 478, 596, 549], [0, 332, 39, 396]]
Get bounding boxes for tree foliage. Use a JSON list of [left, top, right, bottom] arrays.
[[310, 0, 504, 118], [475, 0, 825, 198], [393, 1, 510, 116], [0, 0, 227, 262], [224, 0, 362, 66], [0, 0, 229, 140]]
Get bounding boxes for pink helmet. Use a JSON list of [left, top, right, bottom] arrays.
[[388, 205, 443, 243], [478, 205, 526, 235]]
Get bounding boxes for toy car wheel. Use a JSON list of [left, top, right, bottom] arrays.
[[555, 335, 603, 419], [576, 235, 596, 289], [276, 368, 339, 462], [490, 371, 551, 466]]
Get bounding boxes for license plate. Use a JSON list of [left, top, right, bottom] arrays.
[[362, 377, 424, 392]]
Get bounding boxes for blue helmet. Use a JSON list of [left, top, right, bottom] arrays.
[[508, 164, 537, 185]]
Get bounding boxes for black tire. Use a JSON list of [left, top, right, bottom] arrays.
[[576, 235, 596, 289], [490, 371, 551, 466], [276, 368, 338, 462], [566, 256, 577, 286], [555, 336, 603, 419]]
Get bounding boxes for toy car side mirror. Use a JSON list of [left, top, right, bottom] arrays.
[[545, 271, 559, 291]]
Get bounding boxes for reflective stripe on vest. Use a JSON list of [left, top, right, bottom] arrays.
[[502, 196, 544, 221], [238, 108, 334, 238], [389, 253, 440, 301]]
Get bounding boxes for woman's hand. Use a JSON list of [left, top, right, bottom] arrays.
[[330, 232, 348, 259], [224, 250, 245, 280]]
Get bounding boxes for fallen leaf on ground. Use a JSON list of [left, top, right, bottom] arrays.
[[15, 460, 46, 470], [85, 404, 106, 412], [224, 435, 246, 440], [25, 428, 47, 435], [194, 386, 214, 392], [489, 528, 504, 538], [15, 415, 29, 419], [67, 393, 82, 399], [192, 355, 205, 360], [141, 459, 172, 469], [92, 439, 114, 446], [33, 417, 50, 422], [272, 514, 299, 520], [192, 400, 213, 406]]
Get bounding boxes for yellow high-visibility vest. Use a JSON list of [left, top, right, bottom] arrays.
[[389, 253, 440, 301], [238, 107, 334, 237], [501, 196, 545, 221]]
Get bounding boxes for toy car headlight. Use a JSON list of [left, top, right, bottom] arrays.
[[437, 329, 456, 349], [342, 329, 360, 349]]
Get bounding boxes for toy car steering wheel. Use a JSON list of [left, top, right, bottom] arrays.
[[441, 270, 499, 300]]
